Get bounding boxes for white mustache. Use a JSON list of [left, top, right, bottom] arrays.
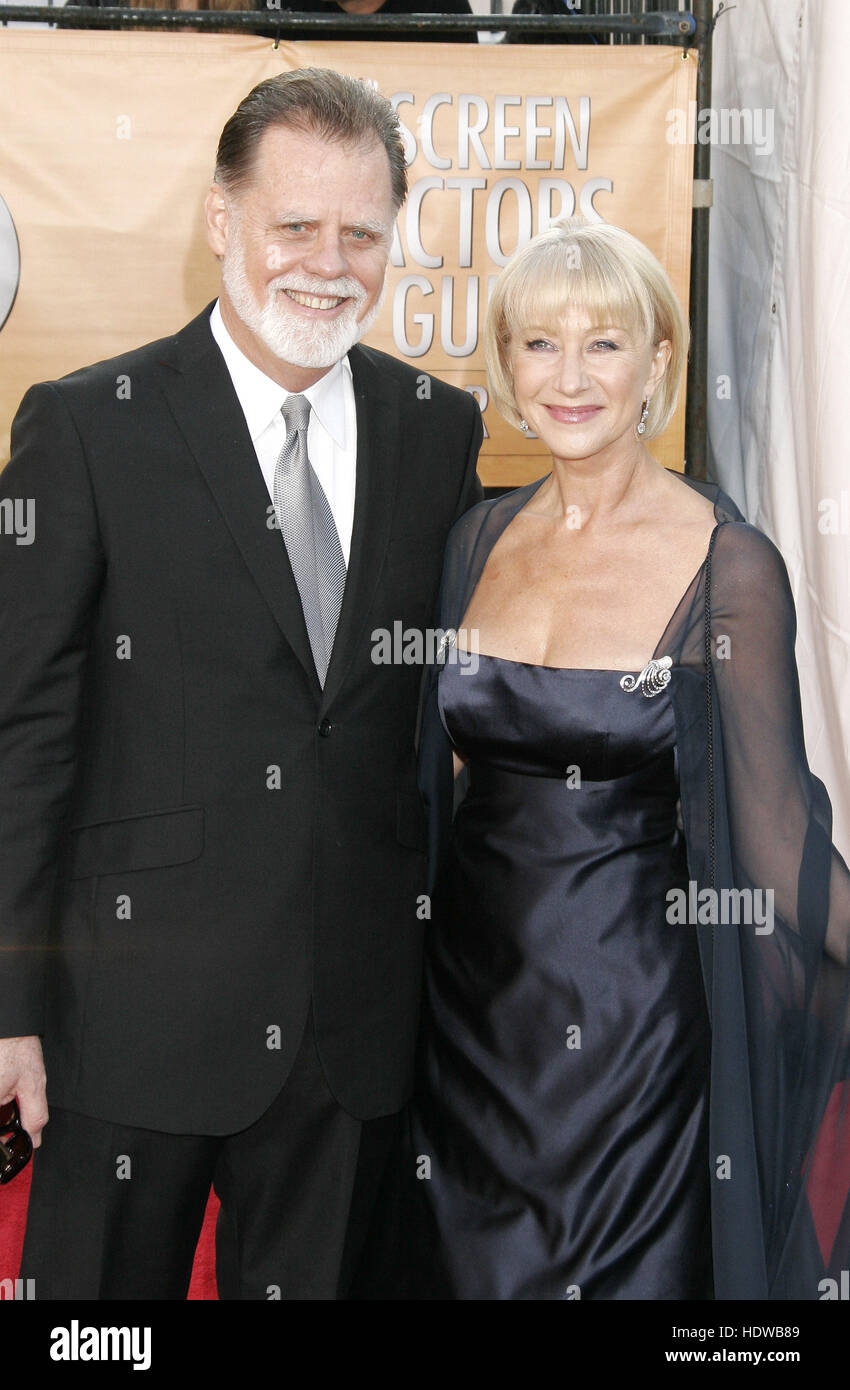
[[270, 275, 366, 304]]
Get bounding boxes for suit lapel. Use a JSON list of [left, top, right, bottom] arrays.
[[159, 302, 321, 696], [319, 343, 401, 712], [158, 308, 401, 708]]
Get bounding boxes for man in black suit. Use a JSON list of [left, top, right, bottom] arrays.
[[0, 67, 482, 1299]]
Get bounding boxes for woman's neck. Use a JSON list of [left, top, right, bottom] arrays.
[[532, 443, 658, 531]]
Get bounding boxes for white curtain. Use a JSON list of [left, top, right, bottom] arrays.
[[708, 0, 850, 860]]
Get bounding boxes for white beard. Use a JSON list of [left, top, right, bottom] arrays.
[[221, 229, 385, 369]]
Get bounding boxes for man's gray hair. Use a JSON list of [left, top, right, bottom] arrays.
[[214, 67, 408, 210]]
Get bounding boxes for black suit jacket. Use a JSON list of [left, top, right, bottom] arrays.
[[0, 301, 482, 1133]]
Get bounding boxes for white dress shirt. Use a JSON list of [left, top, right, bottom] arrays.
[[209, 300, 357, 564]]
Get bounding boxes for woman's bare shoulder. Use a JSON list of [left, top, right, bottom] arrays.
[[655, 466, 719, 528]]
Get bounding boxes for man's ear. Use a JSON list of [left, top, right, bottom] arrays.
[[204, 184, 230, 260]]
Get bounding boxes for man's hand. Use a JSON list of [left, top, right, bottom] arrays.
[[0, 1037, 48, 1147]]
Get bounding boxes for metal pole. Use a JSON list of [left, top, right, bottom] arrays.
[[685, 0, 712, 479], [0, 7, 695, 36]]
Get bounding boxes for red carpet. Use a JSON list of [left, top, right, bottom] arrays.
[[0, 1162, 220, 1299]]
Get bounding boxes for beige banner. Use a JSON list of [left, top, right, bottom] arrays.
[[0, 31, 697, 481]]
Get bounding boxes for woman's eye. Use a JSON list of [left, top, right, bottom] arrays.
[[525, 338, 554, 351], [591, 339, 618, 351]]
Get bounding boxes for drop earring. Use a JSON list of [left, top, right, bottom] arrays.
[[636, 398, 650, 436]]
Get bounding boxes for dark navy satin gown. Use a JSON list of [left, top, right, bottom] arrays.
[[411, 652, 712, 1300]]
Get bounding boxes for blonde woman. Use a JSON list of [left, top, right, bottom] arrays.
[[408, 217, 850, 1300]]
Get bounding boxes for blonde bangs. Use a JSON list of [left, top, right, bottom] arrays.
[[499, 235, 654, 350]]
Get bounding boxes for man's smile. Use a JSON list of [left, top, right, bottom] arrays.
[[282, 288, 348, 311]]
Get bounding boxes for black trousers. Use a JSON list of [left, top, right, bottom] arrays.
[[20, 1005, 399, 1300]]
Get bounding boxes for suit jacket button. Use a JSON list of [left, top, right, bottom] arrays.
[[318, 718, 333, 737]]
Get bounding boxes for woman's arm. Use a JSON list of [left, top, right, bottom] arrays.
[[704, 520, 850, 1297], [710, 522, 850, 965]]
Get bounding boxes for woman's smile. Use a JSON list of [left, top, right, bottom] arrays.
[[543, 403, 603, 423]]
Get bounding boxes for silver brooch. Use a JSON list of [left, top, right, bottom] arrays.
[[436, 628, 457, 661], [619, 655, 672, 698]]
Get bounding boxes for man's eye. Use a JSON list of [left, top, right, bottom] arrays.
[[349, 229, 373, 242]]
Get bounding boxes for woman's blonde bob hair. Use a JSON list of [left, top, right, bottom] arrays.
[[484, 217, 690, 442]]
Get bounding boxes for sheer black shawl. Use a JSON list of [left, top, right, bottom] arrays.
[[416, 472, 850, 1300]]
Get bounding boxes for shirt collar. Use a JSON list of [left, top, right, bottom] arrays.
[[210, 299, 350, 448]]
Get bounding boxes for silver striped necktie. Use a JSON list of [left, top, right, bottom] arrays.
[[273, 393, 347, 687]]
